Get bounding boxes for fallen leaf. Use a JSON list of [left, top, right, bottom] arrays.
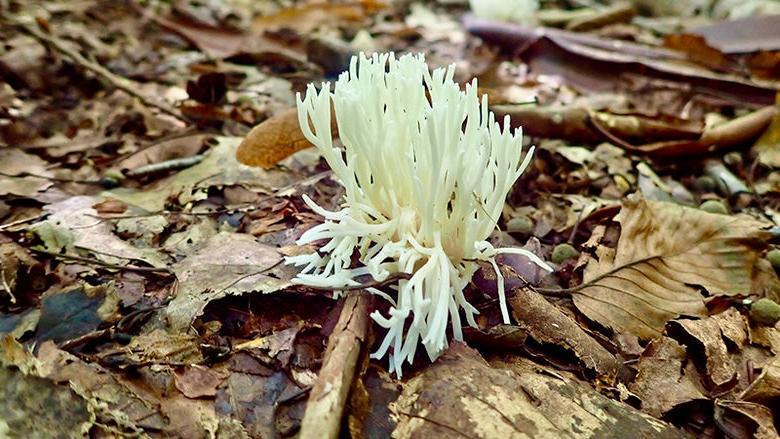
[[237, 107, 339, 169], [114, 134, 208, 172], [186, 72, 227, 105], [690, 15, 780, 54], [91, 198, 128, 216], [107, 137, 306, 212], [235, 324, 300, 367], [174, 365, 229, 398], [748, 51, 780, 80], [148, 12, 310, 67], [493, 105, 703, 145], [740, 355, 780, 404], [565, 2, 635, 32], [0, 241, 37, 303], [37, 342, 168, 432], [0, 149, 53, 198], [98, 329, 204, 367], [215, 369, 306, 438], [752, 102, 780, 168], [466, 17, 779, 106], [663, 34, 736, 73], [0, 366, 91, 438], [0, 309, 40, 340], [668, 309, 748, 386], [629, 337, 708, 417], [35, 285, 118, 345], [34, 196, 168, 268], [714, 400, 780, 439], [573, 194, 774, 340], [350, 366, 399, 439], [34, 342, 219, 437], [166, 231, 294, 331], [627, 106, 777, 160], [392, 342, 688, 438], [252, 2, 381, 36], [749, 326, 780, 354]]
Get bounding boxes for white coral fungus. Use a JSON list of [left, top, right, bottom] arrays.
[[286, 52, 551, 375]]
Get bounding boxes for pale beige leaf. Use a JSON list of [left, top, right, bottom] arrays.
[[573, 194, 774, 340], [165, 231, 295, 331], [0, 149, 53, 198]]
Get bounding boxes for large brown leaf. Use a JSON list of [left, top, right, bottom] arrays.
[[573, 195, 774, 340], [391, 342, 688, 438]]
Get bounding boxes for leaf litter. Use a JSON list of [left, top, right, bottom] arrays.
[[1, 0, 780, 438]]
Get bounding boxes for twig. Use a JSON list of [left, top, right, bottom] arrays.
[[0, 270, 16, 303], [85, 206, 255, 220], [124, 154, 205, 178], [587, 111, 640, 151], [31, 248, 171, 274], [704, 159, 750, 195], [0, 213, 48, 231], [300, 291, 371, 439], [0, 170, 103, 185], [9, 16, 189, 122]]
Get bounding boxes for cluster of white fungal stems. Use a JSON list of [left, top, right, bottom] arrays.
[[285, 52, 551, 376]]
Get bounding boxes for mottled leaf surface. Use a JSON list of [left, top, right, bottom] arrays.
[[574, 195, 773, 339]]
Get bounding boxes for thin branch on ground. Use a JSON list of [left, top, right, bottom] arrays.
[[300, 291, 371, 439], [0, 214, 48, 231], [32, 248, 172, 274], [0, 170, 103, 185], [9, 16, 190, 122]]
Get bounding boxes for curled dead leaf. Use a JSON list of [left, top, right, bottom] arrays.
[[236, 107, 338, 168], [629, 337, 708, 417], [667, 309, 748, 387]]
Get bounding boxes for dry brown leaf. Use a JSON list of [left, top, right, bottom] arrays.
[[629, 337, 708, 417], [690, 15, 780, 54], [97, 329, 204, 366], [114, 134, 208, 172], [573, 195, 774, 340], [91, 198, 128, 216], [37, 195, 168, 268], [668, 309, 747, 386], [663, 34, 735, 73], [236, 107, 336, 168], [174, 365, 229, 399], [147, 11, 309, 65], [392, 342, 688, 438], [714, 400, 780, 439], [466, 17, 779, 107]]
